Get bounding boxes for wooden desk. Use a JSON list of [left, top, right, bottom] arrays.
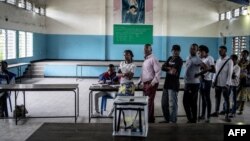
[[0, 84, 79, 125]]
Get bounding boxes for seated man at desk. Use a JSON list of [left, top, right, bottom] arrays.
[[93, 64, 119, 116], [0, 61, 16, 117]]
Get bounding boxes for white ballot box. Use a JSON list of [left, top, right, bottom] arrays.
[[112, 96, 148, 137]]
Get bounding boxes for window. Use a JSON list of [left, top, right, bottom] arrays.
[[233, 36, 247, 56], [18, 0, 25, 8], [6, 30, 16, 59], [220, 13, 225, 21], [40, 8, 45, 15], [26, 32, 33, 57], [19, 31, 25, 58], [34, 6, 39, 14], [226, 11, 231, 20], [241, 6, 248, 15], [0, 29, 6, 60], [19, 31, 33, 58], [233, 8, 240, 17], [6, 0, 15, 5], [26, 1, 32, 11], [0, 29, 16, 60]]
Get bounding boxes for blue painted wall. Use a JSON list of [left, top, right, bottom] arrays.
[[46, 35, 219, 61], [44, 35, 219, 77], [7, 34, 250, 78], [46, 34, 105, 60]]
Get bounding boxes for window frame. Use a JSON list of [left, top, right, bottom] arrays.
[[0, 29, 17, 60], [18, 31, 33, 58]]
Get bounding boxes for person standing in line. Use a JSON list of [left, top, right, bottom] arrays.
[[195, 45, 215, 123], [160, 45, 183, 123], [183, 43, 207, 123], [237, 50, 250, 115], [211, 46, 233, 122], [138, 44, 161, 123], [228, 54, 240, 118]]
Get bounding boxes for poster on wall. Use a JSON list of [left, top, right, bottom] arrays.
[[114, 0, 153, 24]]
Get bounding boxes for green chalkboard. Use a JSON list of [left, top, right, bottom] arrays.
[[113, 24, 153, 44]]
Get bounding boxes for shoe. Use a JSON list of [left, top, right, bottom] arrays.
[[219, 111, 225, 115], [159, 120, 169, 123], [149, 119, 155, 123], [211, 112, 219, 117], [229, 113, 235, 118], [198, 115, 205, 120], [205, 119, 210, 123], [92, 112, 101, 117], [237, 111, 243, 115], [225, 116, 231, 122]]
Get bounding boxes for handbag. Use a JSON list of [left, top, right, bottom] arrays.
[[214, 58, 231, 87], [13, 105, 28, 118]]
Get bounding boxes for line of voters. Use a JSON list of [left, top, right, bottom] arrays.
[[92, 43, 250, 123]]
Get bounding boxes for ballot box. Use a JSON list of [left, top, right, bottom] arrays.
[[112, 96, 148, 137]]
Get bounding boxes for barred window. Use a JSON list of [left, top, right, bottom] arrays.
[[19, 31, 33, 58], [232, 36, 247, 56], [0, 29, 16, 60]]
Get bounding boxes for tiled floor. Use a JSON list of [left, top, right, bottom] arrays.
[[0, 78, 250, 141]]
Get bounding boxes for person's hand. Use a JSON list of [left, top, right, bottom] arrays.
[[225, 85, 230, 91], [212, 82, 215, 88], [145, 84, 153, 91]]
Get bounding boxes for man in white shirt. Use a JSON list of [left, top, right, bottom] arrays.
[[138, 44, 161, 123], [229, 54, 240, 117], [211, 46, 233, 122]]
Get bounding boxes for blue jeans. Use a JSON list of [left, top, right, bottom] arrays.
[[200, 80, 212, 119], [161, 89, 178, 123], [223, 86, 237, 114]]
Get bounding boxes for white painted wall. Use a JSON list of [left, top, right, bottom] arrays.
[[166, 0, 219, 37], [0, 2, 46, 33], [46, 0, 220, 37], [1, 0, 248, 37], [45, 0, 106, 35], [218, 6, 250, 37]]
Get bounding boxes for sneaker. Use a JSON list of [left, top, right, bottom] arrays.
[[229, 113, 235, 118], [92, 112, 101, 117], [198, 115, 205, 120], [219, 111, 225, 115], [210, 112, 219, 117], [159, 120, 169, 123], [205, 119, 210, 123], [225, 117, 231, 122], [237, 111, 243, 115]]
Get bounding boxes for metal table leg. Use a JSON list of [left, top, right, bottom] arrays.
[[15, 91, 17, 125], [89, 91, 92, 123]]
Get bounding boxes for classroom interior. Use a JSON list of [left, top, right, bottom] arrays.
[[0, 0, 250, 141]]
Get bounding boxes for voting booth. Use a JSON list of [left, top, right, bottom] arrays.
[[112, 96, 148, 137]]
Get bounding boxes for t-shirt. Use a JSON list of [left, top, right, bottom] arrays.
[[201, 56, 215, 81], [231, 64, 241, 86], [119, 61, 136, 84], [213, 56, 233, 87], [184, 55, 203, 84], [162, 56, 183, 91]]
